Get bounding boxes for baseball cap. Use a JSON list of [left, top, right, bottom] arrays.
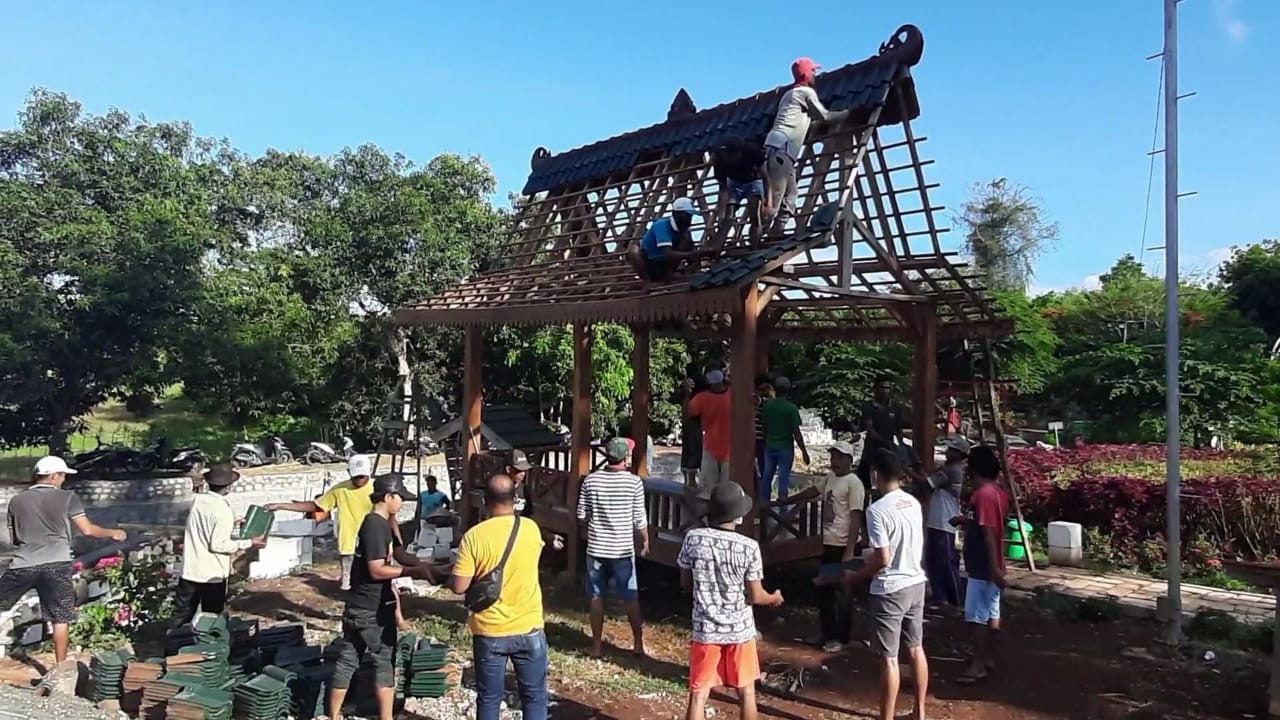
[[791, 57, 821, 81], [773, 376, 793, 392], [829, 441, 856, 458], [372, 473, 415, 501], [705, 369, 725, 385], [603, 437, 633, 464], [509, 449, 533, 471], [34, 456, 77, 476], [672, 197, 701, 217], [347, 454, 372, 478], [946, 436, 972, 455]]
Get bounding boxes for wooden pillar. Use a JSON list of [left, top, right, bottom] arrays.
[[729, 286, 759, 536], [630, 326, 651, 477], [568, 322, 593, 574], [462, 326, 484, 530], [911, 306, 938, 472]]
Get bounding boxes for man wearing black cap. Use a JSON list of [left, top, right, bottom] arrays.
[[505, 449, 535, 518], [678, 482, 783, 720], [329, 473, 441, 720], [173, 464, 266, 628]]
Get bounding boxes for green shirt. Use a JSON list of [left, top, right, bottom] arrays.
[[762, 398, 802, 451]]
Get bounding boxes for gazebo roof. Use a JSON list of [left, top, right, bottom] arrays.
[[394, 24, 1009, 343]]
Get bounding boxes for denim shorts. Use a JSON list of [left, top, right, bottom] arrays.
[[965, 577, 1002, 624], [586, 555, 638, 600], [726, 178, 765, 203]]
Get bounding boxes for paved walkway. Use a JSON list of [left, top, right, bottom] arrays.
[[1005, 565, 1277, 625]]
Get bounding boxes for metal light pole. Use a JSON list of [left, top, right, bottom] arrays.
[[1161, 0, 1183, 644]]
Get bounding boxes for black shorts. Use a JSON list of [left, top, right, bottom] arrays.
[[644, 257, 672, 281], [0, 561, 77, 624], [332, 606, 397, 689]]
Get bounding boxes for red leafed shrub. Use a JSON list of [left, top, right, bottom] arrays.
[[1009, 445, 1280, 567]]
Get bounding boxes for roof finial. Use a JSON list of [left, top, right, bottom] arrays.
[[531, 146, 551, 170], [667, 89, 696, 121], [879, 25, 924, 66]]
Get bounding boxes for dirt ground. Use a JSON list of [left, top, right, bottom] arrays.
[[226, 559, 1269, 720]]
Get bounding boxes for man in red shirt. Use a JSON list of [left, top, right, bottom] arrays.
[[685, 370, 732, 491], [957, 445, 1009, 684]]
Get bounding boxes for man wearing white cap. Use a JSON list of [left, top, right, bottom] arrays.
[[626, 197, 702, 281], [269, 454, 394, 591], [788, 441, 864, 652], [921, 436, 970, 609], [0, 456, 126, 666]]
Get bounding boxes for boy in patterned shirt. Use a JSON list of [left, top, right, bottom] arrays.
[[677, 482, 784, 720]]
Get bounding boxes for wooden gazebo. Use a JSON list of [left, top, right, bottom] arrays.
[[394, 25, 1010, 570]]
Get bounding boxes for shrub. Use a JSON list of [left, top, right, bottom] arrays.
[[69, 555, 174, 649], [1010, 444, 1280, 568]]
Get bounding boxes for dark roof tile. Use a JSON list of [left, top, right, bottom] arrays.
[[522, 25, 924, 195]]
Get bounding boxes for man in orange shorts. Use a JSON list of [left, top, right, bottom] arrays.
[[677, 483, 784, 720]]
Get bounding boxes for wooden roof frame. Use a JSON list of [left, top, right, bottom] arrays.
[[395, 25, 1013, 570]]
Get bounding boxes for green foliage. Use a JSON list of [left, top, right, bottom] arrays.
[[1219, 239, 1280, 342], [0, 91, 243, 451], [771, 341, 911, 426], [958, 178, 1059, 291]]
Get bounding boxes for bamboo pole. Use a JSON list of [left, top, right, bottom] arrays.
[[981, 339, 1035, 571]]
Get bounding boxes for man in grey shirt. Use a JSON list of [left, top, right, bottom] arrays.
[[0, 456, 126, 665], [763, 57, 849, 233]]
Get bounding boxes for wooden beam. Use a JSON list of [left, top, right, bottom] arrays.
[[569, 322, 593, 575], [982, 338, 1036, 571], [729, 284, 759, 537], [630, 326, 651, 477], [911, 306, 938, 472], [462, 326, 484, 530], [760, 275, 928, 304]]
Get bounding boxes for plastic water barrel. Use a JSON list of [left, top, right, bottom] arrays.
[[1006, 519, 1031, 560]]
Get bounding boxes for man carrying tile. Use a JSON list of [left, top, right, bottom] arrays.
[[173, 463, 267, 627], [0, 456, 126, 667], [626, 197, 702, 282], [763, 58, 850, 235]]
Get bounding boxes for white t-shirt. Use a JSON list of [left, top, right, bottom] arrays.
[[925, 463, 964, 533], [865, 488, 927, 596], [819, 472, 865, 548]]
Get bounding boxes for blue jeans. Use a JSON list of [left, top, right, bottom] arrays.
[[473, 629, 549, 720], [759, 447, 794, 501], [587, 555, 639, 600]]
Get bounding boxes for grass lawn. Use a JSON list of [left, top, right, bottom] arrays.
[[0, 387, 301, 483]]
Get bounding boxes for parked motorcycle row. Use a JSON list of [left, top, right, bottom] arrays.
[[72, 435, 205, 478]]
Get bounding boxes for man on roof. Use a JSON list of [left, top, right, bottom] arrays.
[[712, 137, 769, 244], [763, 58, 850, 234], [626, 197, 702, 282]]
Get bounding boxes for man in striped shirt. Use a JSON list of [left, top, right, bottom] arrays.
[[577, 437, 650, 658]]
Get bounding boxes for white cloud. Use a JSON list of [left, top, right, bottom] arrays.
[[1212, 0, 1250, 44], [1029, 274, 1100, 296]]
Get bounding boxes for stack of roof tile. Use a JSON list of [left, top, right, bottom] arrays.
[[122, 658, 164, 714], [231, 672, 291, 720], [400, 638, 457, 699], [165, 686, 234, 720], [88, 648, 134, 704], [140, 674, 199, 719]]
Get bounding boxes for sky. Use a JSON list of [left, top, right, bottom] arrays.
[[2, 0, 1276, 294]]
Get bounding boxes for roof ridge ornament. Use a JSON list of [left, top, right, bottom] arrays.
[[530, 146, 551, 171], [667, 89, 697, 121], [879, 24, 924, 66]]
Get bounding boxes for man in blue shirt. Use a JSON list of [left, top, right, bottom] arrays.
[[415, 475, 451, 522], [626, 198, 701, 281]]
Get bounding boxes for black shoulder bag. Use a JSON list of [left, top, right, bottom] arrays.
[[464, 515, 521, 613]]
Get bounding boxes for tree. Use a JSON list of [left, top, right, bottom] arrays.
[[1219, 239, 1280, 346], [957, 178, 1059, 292], [0, 91, 240, 451]]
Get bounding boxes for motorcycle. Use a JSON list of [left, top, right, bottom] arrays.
[[72, 434, 117, 475], [167, 447, 205, 472], [230, 436, 293, 468], [402, 436, 440, 458], [124, 436, 172, 474], [303, 435, 354, 464]]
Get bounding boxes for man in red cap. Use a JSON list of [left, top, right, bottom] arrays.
[[763, 58, 850, 234]]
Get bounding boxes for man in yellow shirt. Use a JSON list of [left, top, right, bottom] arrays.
[[450, 474, 546, 720], [269, 454, 398, 590]]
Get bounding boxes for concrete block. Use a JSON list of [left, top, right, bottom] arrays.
[[1048, 544, 1085, 567], [433, 527, 454, 546], [432, 544, 451, 561], [87, 580, 109, 600], [1047, 521, 1082, 549], [272, 518, 318, 537], [17, 622, 45, 646]]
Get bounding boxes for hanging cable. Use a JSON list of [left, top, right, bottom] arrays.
[[1139, 56, 1165, 270]]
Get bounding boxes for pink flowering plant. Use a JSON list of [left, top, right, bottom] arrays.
[[69, 556, 175, 648]]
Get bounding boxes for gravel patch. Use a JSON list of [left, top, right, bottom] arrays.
[[0, 684, 125, 720]]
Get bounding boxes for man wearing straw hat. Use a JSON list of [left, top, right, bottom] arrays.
[[173, 463, 266, 627]]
